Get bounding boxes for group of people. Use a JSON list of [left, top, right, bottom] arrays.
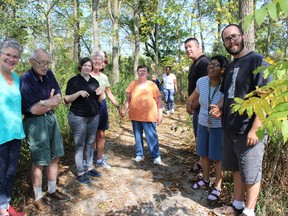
[[0, 23, 270, 216], [185, 24, 271, 216]]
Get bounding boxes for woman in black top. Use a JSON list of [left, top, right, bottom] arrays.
[[64, 57, 104, 184]]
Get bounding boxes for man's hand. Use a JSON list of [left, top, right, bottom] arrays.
[[209, 104, 222, 118]]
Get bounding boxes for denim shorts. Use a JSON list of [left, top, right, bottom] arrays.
[[98, 99, 109, 130], [196, 124, 222, 161], [222, 130, 267, 184], [23, 114, 64, 166]]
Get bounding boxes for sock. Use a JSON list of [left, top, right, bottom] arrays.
[[47, 180, 57, 194], [97, 159, 103, 163], [33, 186, 43, 201], [243, 207, 255, 216], [233, 200, 245, 210]]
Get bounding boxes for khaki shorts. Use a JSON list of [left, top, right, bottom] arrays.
[[23, 113, 64, 166], [222, 130, 267, 184]]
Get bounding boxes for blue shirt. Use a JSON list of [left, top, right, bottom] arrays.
[[20, 68, 61, 114], [0, 71, 25, 144], [196, 76, 223, 128]]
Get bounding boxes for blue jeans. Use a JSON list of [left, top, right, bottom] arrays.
[[68, 112, 99, 174], [0, 139, 22, 211], [163, 88, 175, 111], [132, 121, 160, 159]]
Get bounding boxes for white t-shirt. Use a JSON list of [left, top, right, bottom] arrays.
[[162, 73, 176, 90]]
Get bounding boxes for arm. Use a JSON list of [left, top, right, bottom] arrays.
[[186, 90, 199, 115], [247, 116, 262, 146], [209, 97, 224, 118], [155, 95, 163, 125], [120, 92, 131, 117], [173, 77, 177, 92], [105, 86, 121, 111], [64, 90, 90, 104], [29, 89, 61, 115]]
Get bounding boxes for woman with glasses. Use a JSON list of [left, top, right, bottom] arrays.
[[187, 55, 228, 202], [0, 38, 26, 216]]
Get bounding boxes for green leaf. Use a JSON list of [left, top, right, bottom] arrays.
[[256, 126, 265, 140], [279, 0, 288, 16], [266, 111, 288, 120], [243, 14, 254, 31], [281, 120, 288, 142], [267, 1, 278, 20], [255, 5, 268, 26], [264, 120, 274, 135]]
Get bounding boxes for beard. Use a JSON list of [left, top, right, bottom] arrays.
[[225, 39, 245, 55]]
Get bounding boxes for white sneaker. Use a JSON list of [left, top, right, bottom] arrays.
[[97, 159, 111, 169], [133, 156, 145, 162], [153, 156, 162, 165], [164, 110, 170, 114], [170, 109, 174, 114]]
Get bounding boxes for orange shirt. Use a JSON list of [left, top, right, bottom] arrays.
[[126, 80, 161, 122]]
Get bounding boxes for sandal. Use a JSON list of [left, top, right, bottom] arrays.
[[193, 162, 202, 173], [192, 178, 210, 189], [207, 187, 221, 201]]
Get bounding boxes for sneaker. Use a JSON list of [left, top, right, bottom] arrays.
[[164, 110, 170, 114], [8, 206, 26, 216], [76, 173, 91, 184], [46, 189, 70, 203], [153, 156, 162, 165], [97, 159, 111, 169], [34, 197, 51, 213], [82, 160, 88, 169], [170, 109, 175, 114], [86, 168, 101, 177], [93, 152, 108, 163], [212, 204, 244, 216], [133, 156, 145, 162]]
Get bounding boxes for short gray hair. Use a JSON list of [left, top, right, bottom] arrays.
[[29, 48, 49, 60], [0, 38, 23, 55], [91, 50, 105, 62]]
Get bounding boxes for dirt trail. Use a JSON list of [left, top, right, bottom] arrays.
[[21, 105, 216, 216]]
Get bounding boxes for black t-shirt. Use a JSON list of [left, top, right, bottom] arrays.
[[65, 74, 100, 117], [220, 51, 272, 134], [188, 55, 209, 96]]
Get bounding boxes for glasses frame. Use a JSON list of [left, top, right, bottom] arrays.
[[223, 34, 242, 43], [33, 58, 51, 67], [208, 62, 221, 67], [1, 52, 20, 60]]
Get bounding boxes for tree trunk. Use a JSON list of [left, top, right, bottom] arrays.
[[47, 0, 55, 72], [73, 0, 80, 62], [108, 0, 121, 84], [196, 0, 205, 52], [92, 0, 100, 51], [239, 0, 255, 51], [133, 0, 140, 79]]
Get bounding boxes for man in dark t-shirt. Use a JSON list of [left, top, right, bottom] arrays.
[[184, 38, 209, 172], [210, 24, 272, 216]]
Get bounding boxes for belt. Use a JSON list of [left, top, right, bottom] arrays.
[[25, 110, 54, 118]]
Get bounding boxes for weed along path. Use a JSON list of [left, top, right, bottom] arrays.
[[22, 104, 215, 216]]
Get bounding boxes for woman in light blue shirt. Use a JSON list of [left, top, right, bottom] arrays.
[[0, 39, 25, 216]]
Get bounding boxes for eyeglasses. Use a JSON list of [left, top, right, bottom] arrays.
[[208, 62, 221, 67], [33, 58, 51, 67], [223, 34, 242, 43], [1, 52, 20, 60]]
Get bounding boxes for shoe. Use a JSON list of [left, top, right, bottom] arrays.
[[46, 189, 70, 203], [76, 173, 91, 184], [153, 156, 162, 165], [164, 110, 170, 114], [97, 159, 111, 169], [86, 168, 101, 177], [82, 160, 88, 169], [8, 206, 26, 216], [133, 156, 144, 162], [207, 188, 221, 201], [34, 197, 51, 213], [192, 178, 210, 189], [212, 204, 244, 216], [170, 109, 174, 114]]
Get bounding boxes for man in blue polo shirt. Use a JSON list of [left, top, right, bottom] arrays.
[[20, 48, 70, 213]]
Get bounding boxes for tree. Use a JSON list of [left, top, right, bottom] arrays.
[[73, 0, 81, 62], [92, 0, 100, 51]]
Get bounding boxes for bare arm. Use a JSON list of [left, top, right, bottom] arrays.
[[247, 116, 262, 146], [64, 90, 90, 104], [186, 89, 199, 115], [173, 77, 177, 92], [120, 92, 131, 117], [155, 95, 163, 125], [209, 97, 224, 118]]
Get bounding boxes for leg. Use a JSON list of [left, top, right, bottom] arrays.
[[85, 116, 99, 169], [132, 121, 144, 157], [245, 182, 261, 209], [0, 142, 10, 214], [31, 165, 44, 200], [233, 171, 245, 201], [96, 130, 105, 160], [143, 122, 160, 159], [214, 160, 223, 190], [169, 89, 175, 111], [163, 89, 169, 111], [201, 156, 210, 182], [47, 157, 60, 182]]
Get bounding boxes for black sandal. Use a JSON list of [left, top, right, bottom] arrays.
[[207, 187, 221, 201], [192, 178, 210, 189]]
